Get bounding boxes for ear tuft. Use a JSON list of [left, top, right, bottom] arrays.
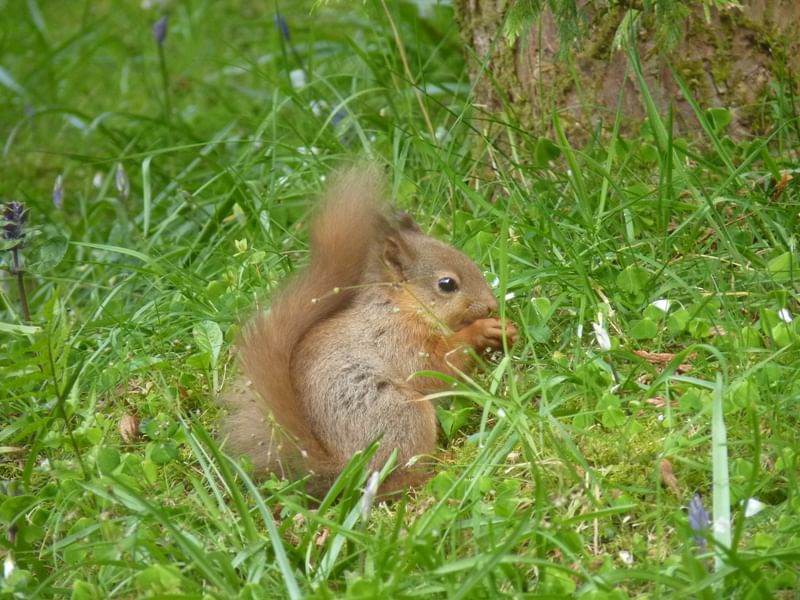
[[393, 210, 422, 233]]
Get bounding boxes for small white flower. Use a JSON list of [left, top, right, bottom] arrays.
[[3, 554, 14, 578], [297, 146, 320, 156], [309, 100, 327, 117], [778, 308, 792, 323], [504, 292, 515, 301], [592, 322, 611, 351], [490, 276, 500, 289], [618, 550, 633, 566], [115, 164, 130, 200], [92, 172, 104, 188], [360, 471, 380, 521], [651, 299, 672, 312], [289, 69, 306, 89], [744, 497, 766, 517], [434, 126, 450, 143], [497, 408, 506, 418]]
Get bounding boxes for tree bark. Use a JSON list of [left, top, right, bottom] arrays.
[[454, 0, 800, 141]]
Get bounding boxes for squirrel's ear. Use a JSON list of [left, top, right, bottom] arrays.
[[382, 235, 415, 280], [393, 210, 422, 233]]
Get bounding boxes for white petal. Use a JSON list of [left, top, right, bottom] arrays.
[[618, 550, 634, 565], [289, 69, 306, 90], [778, 308, 792, 323], [3, 554, 14, 578], [744, 497, 766, 517], [651, 299, 672, 312], [504, 292, 515, 301], [592, 322, 611, 351]]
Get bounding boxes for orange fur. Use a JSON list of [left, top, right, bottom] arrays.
[[221, 166, 516, 497]]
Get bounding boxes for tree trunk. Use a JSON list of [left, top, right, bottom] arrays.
[[454, 0, 800, 141]]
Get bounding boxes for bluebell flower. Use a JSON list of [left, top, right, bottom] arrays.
[[274, 14, 290, 41], [331, 108, 347, 129], [153, 16, 168, 46], [2, 201, 27, 249], [688, 494, 710, 551]]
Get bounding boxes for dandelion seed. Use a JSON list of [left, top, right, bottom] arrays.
[[592, 321, 611, 351], [688, 494, 710, 551], [651, 299, 671, 312], [153, 15, 168, 46], [52, 174, 64, 209], [115, 164, 130, 200], [360, 471, 380, 521], [744, 497, 765, 517], [289, 68, 306, 90], [778, 308, 792, 323]]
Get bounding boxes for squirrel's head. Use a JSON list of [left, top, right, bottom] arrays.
[[378, 212, 499, 331]]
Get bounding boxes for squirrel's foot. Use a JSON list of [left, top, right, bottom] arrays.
[[457, 317, 518, 352]]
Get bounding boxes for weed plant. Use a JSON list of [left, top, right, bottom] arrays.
[[1, 1, 799, 598]]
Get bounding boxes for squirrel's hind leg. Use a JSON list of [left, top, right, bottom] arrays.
[[220, 377, 306, 480], [362, 386, 438, 494]]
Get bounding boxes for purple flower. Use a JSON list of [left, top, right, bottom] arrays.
[[2, 201, 28, 249], [153, 16, 168, 46], [52, 174, 64, 209], [274, 14, 290, 41], [688, 494, 710, 551]]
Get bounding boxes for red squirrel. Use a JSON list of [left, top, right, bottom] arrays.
[[222, 166, 517, 496]]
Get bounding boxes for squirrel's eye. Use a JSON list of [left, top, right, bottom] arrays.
[[437, 277, 458, 293]]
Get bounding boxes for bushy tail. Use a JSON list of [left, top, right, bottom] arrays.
[[222, 165, 387, 482]]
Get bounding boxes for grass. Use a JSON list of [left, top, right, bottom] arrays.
[[2, 0, 799, 597]]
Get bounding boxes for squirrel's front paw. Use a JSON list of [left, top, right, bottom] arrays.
[[458, 318, 518, 351]]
